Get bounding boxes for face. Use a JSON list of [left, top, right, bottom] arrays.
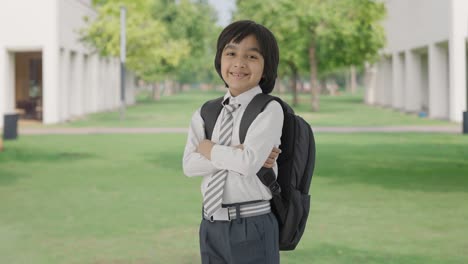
[[220, 35, 265, 96]]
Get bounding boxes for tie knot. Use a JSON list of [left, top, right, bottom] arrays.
[[224, 103, 240, 114]]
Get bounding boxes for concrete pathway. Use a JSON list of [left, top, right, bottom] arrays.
[[18, 125, 462, 135]]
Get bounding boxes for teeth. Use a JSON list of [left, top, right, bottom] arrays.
[[231, 73, 247, 77]]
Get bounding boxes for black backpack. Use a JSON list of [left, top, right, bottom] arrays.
[[201, 93, 316, 251]]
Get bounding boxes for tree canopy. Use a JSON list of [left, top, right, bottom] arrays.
[[235, 0, 386, 110], [81, 0, 220, 84]]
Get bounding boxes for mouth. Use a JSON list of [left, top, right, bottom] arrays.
[[230, 72, 249, 79]]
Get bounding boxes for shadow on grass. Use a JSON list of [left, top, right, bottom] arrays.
[[287, 243, 461, 264], [0, 147, 95, 185], [317, 142, 468, 193], [0, 147, 95, 164]]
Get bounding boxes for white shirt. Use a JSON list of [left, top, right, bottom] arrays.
[[182, 86, 284, 204]]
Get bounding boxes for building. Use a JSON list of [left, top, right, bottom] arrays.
[[365, 0, 468, 122], [0, 0, 136, 127]]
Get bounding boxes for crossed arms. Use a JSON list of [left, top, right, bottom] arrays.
[[183, 101, 284, 178]]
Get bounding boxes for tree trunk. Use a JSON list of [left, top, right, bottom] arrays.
[[175, 82, 182, 94], [152, 83, 160, 101], [351, 65, 357, 94], [299, 80, 304, 93], [309, 41, 320, 111], [292, 70, 299, 107], [164, 78, 174, 96], [274, 77, 282, 95], [288, 62, 299, 106], [345, 68, 351, 93]]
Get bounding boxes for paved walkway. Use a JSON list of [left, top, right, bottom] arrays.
[[18, 125, 462, 135]]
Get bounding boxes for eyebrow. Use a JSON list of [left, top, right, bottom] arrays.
[[224, 44, 261, 53]]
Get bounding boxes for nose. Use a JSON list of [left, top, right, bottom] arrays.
[[233, 57, 246, 68]]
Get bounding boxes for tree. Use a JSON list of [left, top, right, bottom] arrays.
[[235, 0, 386, 111], [154, 0, 220, 86], [235, 0, 308, 106], [83, 0, 221, 98], [81, 0, 190, 99]]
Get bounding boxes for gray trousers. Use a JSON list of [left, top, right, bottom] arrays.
[[199, 212, 279, 264]]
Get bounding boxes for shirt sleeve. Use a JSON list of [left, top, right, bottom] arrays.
[[182, 109, 219, 177], [210, 100, 284, 177]]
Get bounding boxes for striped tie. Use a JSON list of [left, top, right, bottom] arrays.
[[203, 103, 240, 218]]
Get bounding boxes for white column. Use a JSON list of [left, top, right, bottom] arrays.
[[0, 49, 15, 127], [75, 53, 84, 116], [42, 0, 60, 124], [405, 50, 421, 112], [82, 55, 89, 114], [364, 63, 377, 105], [383, 57, 393, 107], [449, 0, 468, 122], [429, 43, 449, 119], [43, 45, 60, 124], [126, 70, 135, 105], [59, 48, 70, 121], [100, 57, 105, 111], [375, 60, 385, 105], [420, 53, 429, 113], [90, 54, 99, 113], [102, 58, 108, 110], [392, 52, 405, 109], [68, 52, 77, 116], [99, 57, 105, 111], [107, 59, 114, 110], [0, 48, 6, 127], [111, 59, 117, 109], [117, 59, 123, 106], [113, 58, 119, 108]]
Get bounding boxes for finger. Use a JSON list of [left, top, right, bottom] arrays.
[[263, 162, 273, 168], [265, 157, 275, 164], [269, 152, 279, 159]]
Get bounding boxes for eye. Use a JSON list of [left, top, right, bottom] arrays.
[[225, 52, 235, 56], [248, 55, 258, 60]]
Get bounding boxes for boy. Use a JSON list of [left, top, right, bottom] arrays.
[[183, 20, 283, 263]]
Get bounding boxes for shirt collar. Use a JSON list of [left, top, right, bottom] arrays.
[[222, 86, 262, 106]]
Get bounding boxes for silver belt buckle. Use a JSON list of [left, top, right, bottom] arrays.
[[210, 207, 231, 222]]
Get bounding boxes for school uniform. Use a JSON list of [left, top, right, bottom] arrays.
[[183, 86, 284, 264]]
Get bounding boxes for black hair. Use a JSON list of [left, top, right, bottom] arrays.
[[214, 20, 279, 94]]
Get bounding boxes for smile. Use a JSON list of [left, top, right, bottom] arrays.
[[230, 72, 249, 79]]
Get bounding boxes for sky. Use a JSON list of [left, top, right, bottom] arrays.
[[207, 0, 236, 26]]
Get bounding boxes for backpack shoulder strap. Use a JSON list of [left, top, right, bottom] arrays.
[[239, 93, 276, 144], [239, 93, 285, 196], [200, 96, 224, 140], [239, 94, 293, 143]]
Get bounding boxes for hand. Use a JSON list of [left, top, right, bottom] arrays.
[[263, 147, 281, 168], [197, 139, 215, 160]]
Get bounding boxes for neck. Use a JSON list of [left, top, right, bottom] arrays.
[[229, 89, 240, 97]]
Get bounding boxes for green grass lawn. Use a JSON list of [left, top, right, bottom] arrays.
[[1, 133, 467, 263], [30, 89, 456, 128]]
